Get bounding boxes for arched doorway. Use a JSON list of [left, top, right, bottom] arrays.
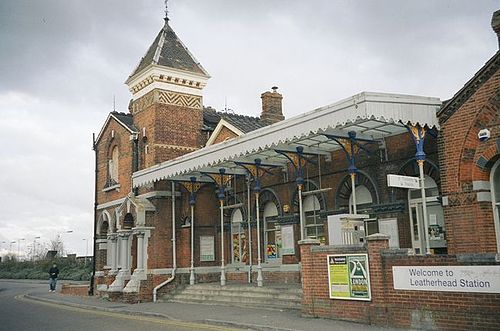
[[408, 176, 446, 254]]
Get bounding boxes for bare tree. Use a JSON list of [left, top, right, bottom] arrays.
[[50, 235, 65, 257]]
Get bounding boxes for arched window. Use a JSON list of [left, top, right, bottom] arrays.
[[349, 185, 373, 214], [108, 146, 119, 184], [231, 209, 246, 263], [263, 202, 279, 261], [303, 195, 325, 243], [490, 159, 500, 255]]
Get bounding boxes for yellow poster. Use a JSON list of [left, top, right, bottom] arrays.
[[327, 254, 371, 301]]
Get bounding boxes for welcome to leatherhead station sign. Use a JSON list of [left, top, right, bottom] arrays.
[[393, 266, 500, 293]]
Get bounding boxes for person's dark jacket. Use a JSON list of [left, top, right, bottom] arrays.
[[49, 266, 59, 279]]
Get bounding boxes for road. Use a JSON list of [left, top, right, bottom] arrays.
[[0, 280, 242, 331]]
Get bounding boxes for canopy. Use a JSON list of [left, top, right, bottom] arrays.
[[133, 92, 440, 187]]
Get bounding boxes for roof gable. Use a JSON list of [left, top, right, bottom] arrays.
[[95, 112, 137, 144], [438, 51, 500, 125], [205, 118, 244, 146]]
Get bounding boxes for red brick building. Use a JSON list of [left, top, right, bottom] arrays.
[[91, 10, 500, 329]]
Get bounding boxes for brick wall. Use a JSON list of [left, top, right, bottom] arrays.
[[300, 236, 500, 330], [211, 126, 239, 145], [61, 283, 89, 296], [95, 118, 133, 205], [438, 68, 499, 254]]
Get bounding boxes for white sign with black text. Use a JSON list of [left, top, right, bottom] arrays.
[[387, 174, 420, 189], [393, 266, 500, 293]]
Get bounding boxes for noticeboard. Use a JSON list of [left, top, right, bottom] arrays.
[[327, 253, 371, 301], [200, 236, 215, 262]]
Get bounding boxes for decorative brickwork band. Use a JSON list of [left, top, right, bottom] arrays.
[[158, 91, 201, 109], [132, 90, 202, 113]]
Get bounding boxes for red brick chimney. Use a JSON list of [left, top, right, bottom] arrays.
[[260, 86, 284, 125], [492, 10, 500, 48]]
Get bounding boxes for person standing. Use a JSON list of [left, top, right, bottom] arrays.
[[48, 263, 59, 292]]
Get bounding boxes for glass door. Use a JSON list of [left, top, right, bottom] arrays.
[[409, 204, 424, 254]]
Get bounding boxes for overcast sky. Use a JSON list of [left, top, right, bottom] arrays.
[[0, 0, 498, 257]]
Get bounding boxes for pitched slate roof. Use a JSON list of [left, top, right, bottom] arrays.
[[111, 112, 137, 132], [438, 51, 500, 125], [202, 107, 265, 133], [129, 20, 208, 79]]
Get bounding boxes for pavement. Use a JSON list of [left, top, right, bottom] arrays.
[[15, 280, 404, 331]]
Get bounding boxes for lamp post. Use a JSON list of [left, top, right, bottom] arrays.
[[10, 241, 15, 256], [58, 230, 73, 256], [17, 238, 25, 260], [32, 236, 41, 261]]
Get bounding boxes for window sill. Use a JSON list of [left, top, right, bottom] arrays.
[[103, 183, 120, 192]]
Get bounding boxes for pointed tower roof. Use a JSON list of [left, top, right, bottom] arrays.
[[128, 19, 209, 80]]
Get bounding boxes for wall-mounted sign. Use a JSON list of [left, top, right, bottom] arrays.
[[200, 236, 215, 262], [393, 266, 500, 293], [281, 225, 295, 255], [327, 253, 371, 301], [387, 174, 420, 189]]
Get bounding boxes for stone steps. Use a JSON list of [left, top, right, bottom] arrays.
[[162, 283, 302, 311]]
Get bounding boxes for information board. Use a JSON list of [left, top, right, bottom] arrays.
[[327, 253, 371, 301], [281, 225, 295, 255], [200, 236, 215, 262]]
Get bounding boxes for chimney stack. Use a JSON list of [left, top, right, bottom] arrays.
[[492, 10, 500, 48], [260, 86, 284, 125]]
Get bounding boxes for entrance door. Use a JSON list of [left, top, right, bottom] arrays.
[[408, 176, 446, 254], [409, 203, 424, 254]]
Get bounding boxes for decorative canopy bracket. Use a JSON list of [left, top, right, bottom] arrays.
[[323, 131, 377, 174], [202, 169, 233, 200], [234, 159, 278, 193], [176, 176, 202, 205], [275, 146, 317, 188]]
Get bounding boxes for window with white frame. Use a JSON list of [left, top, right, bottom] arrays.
[[263, 202, 280, 261], [304, 195, 325, 243]]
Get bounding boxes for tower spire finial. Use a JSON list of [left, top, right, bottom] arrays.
[[164, 0, 169, 22]]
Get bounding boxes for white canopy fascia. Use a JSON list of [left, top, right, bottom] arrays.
[[133, 91, 441, 187]]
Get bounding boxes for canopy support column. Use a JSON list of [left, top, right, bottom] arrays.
[[408, 125, 431, 255]]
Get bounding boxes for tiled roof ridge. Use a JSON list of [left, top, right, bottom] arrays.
[[111, 111, 132, 117], [203, 107, 260, 121]]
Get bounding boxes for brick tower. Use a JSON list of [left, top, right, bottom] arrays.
[[125, 17, 210, 169]]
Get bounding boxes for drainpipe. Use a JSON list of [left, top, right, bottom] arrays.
[[153, 181, 177, 302], [247, 174, 253, 283], [89, 133, 98, 296]]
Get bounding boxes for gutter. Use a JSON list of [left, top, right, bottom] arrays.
[[153, 181, 176, 302]]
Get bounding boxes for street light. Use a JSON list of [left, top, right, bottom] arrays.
[[33, 236, 41, 261], [10, 241, 16, 257], [17, 238, 25, 260], [57, 230, 73, 256]]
